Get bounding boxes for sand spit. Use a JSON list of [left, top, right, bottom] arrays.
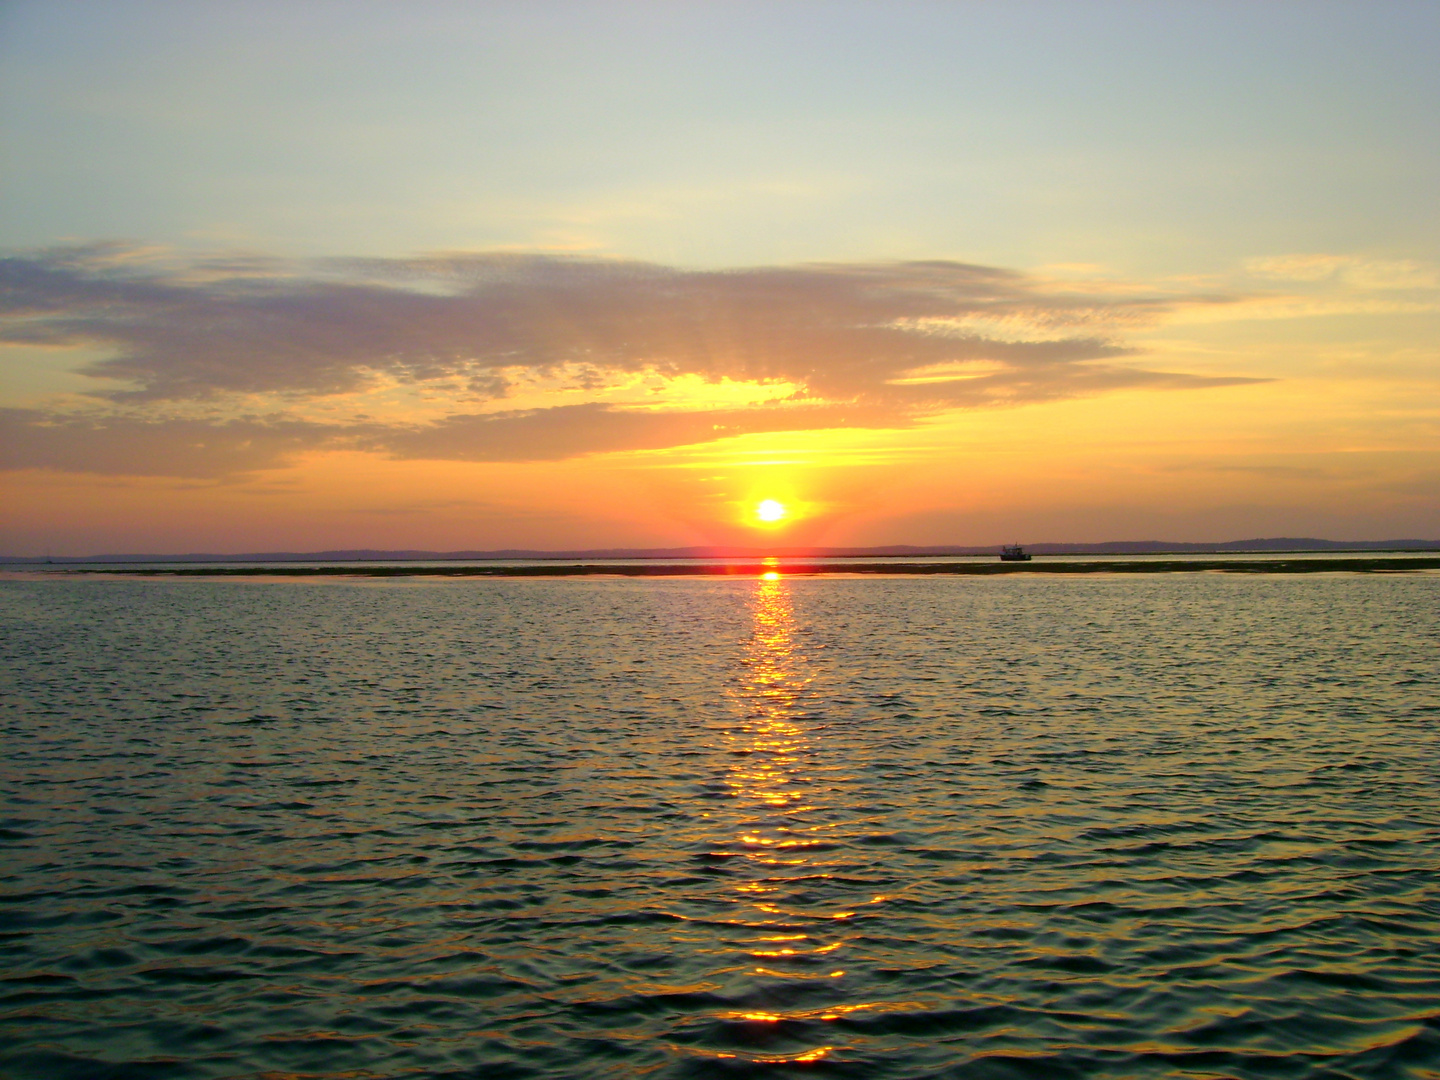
[[55, 557, 1440, 577]]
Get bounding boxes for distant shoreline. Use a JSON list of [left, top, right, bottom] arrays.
[[4, 538, 1439, 565], [22, 557, 1440, 578]]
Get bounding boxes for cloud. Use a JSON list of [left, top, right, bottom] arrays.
[[0, 401, 894, 477], [0, 246, 1264, 476], [376, 401, 896, 462], [1245, 254, 1440, 290], [0, 408, 339, 478], [1159, 461, 1331, 480]]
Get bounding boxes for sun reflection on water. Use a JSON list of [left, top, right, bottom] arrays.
[[684, 567, 863, 1066], [727, 566, 811, 808]]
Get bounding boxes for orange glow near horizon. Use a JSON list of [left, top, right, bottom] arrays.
[[8, 338, 1437, 555]]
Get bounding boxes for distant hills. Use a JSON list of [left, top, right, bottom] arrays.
[[5, 538, 1439, 563]]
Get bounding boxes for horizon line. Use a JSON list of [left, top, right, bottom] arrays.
[[6, 536, 1440, 563]]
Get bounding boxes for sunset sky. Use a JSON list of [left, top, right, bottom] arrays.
[[2, 0, 1437, 554]]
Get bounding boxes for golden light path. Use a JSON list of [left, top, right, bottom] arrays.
[[729, 564, 810, 811], [703, 563, 854, 1066]]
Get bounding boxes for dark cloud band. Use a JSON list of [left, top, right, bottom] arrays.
[[0, 247, 1261, 477]]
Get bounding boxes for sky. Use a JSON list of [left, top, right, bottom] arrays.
[[2, 0, 1437, 554]]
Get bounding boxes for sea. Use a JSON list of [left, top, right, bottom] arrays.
[[2, 570, 1438, 1079]]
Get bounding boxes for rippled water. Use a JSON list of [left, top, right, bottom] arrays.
[[2, 574, 1438, 1079]]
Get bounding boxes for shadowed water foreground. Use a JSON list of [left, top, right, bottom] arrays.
[[2, 574, 1438, 1078]]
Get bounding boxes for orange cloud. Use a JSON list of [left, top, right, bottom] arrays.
[[0, 246, 1262, 478]]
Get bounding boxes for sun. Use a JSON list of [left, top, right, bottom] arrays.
[[755, 499, 787, 523]]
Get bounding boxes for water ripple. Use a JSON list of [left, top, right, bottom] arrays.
[[2, 573, 1438, 1078]]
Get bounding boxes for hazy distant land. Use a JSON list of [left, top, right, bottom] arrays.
[[4, 537, 1439, 565]]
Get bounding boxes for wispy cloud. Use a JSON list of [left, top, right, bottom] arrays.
[[1245, 254, 1440, 290], [0, 245, 1263, 477], [0, 408, 336, 478]]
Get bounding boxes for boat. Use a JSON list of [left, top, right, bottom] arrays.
[[999, 544, 1032, 562]]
